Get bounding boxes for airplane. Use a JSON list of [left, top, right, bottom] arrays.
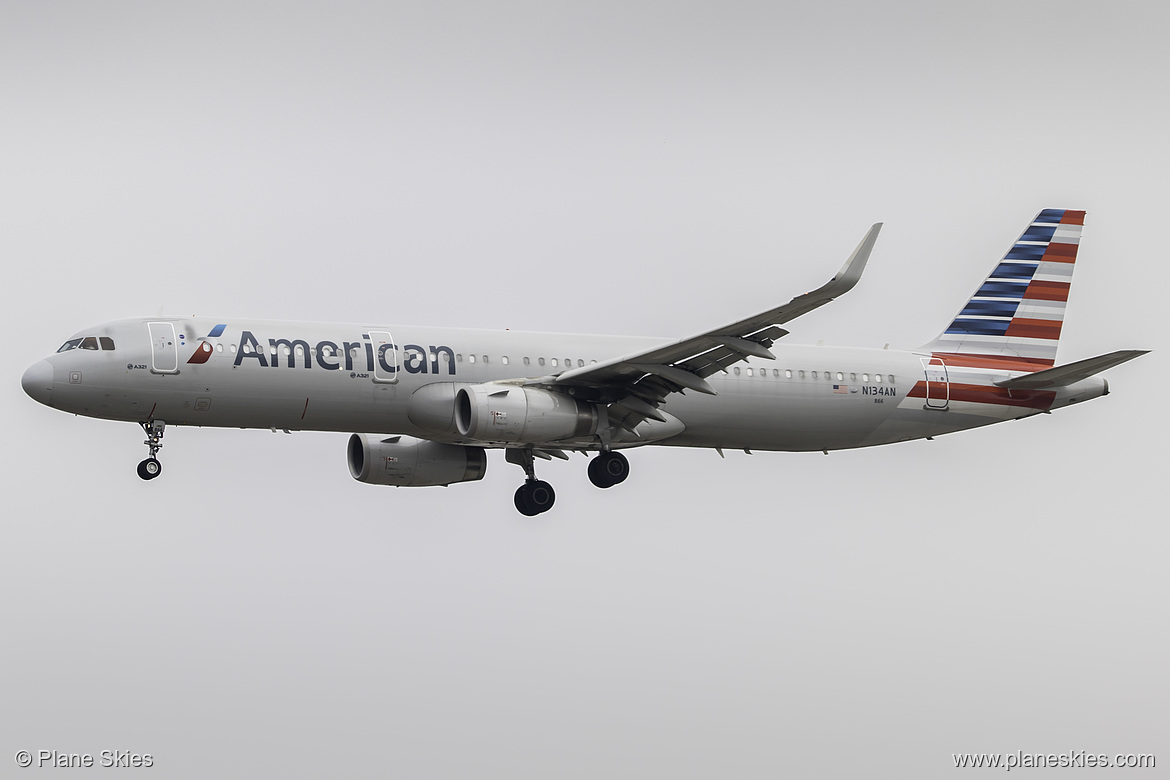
[[21, 209, 1148, 515]]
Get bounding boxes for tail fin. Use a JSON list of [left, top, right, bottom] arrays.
[[925, 209, 1085, 367]]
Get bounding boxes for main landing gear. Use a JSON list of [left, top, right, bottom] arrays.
[[137, 420, 165, 480], [515, 479, 556, 516], [507, 448, 631, 515], [587, 451, 629, 489], [506, 448, 556, 516]]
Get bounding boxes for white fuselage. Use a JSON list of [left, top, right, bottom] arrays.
[[25, 316, 1107, 453]]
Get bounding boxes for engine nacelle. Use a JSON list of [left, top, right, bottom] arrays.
[[455, 384, 598, 443], [347, 433, 487, 487]]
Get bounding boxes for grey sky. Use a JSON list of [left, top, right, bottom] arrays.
[[2, 2, 1166, 778]]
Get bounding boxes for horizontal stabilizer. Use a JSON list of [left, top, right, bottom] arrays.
[[994, 350, 1149, 390]]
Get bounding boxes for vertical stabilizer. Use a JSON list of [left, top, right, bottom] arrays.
[[925, 209, 1085, 367]]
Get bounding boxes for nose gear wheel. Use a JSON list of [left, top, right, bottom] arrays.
[[137, 420, 165, 480]]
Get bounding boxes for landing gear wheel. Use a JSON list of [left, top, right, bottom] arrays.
[[588, 451, 629, 488], [138, 420, 166, 480], [514, 480, 556, 516], [137, 457, 162, 480]]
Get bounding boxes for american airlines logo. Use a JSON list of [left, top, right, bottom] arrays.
[[186, 324, 227, 366], [221, 330, 456, 375]]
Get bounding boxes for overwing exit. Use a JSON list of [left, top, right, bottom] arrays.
[[21, 210, 1148, 515]]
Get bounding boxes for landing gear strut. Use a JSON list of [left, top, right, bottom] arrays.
[[137, 420, 165, 480], [506, 448, 556, 516], [588, 451, 629, 488]]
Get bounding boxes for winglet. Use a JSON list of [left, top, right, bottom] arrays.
[[819, 222, 882, 299]]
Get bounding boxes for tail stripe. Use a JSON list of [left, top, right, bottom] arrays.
[[926, 209, 1086, 366], [1020, 224, 1058, 242], [1005, 244, 1048, 261], [959, 300, 1023, 317], [991, 262, 1042, 279], [976, 281, 1028, 298]]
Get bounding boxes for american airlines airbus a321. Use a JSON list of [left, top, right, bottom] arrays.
[[22, 210, 1147, 515]]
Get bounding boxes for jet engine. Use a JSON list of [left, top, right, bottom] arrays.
[[347, 434, 487, 487], [455, 384, 597, 443]]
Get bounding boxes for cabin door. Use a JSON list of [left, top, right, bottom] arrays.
[[147, 322, 179, 374], [921, 356, 949, 410], [369, 331, 398, 384]]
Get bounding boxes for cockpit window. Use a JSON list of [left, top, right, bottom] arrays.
[[56, 336, 114, 352]]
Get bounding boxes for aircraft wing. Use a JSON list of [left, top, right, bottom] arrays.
[[543, 223, 883, 432]]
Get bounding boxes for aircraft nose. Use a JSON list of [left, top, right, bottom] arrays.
[[21, 360, 54, 406]]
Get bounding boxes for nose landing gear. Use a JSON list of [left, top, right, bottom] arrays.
[[137, 420, 165, 480]]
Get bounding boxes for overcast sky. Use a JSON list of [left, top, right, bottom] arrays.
[[2, 2, 1166, 778]]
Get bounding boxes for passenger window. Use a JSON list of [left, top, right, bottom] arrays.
[[811, 371, 818, 380], [523, 357, 530, 366], [564, 358, 570, 366], [850, 372, 856, 382], [578, 359, 584, 367], [746, 368, 753, 377], [215, 344, 223, 353], [785, 369, 792, 378], [469, 354, 476, 364], [888, 374, 895, 383], [862, 373, 869, 382], [733, 367, 741, 376], [80, 337, 99, 350], [798, 370, 805, 378], [539, 357, 546, 367], [551, 358, 558, 367], [875, 373, 882, 383], [502, 356, 509, 365], [836, 372, 843, 381], [482, 355, 489, 364], [99, 337, 115, 350]]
